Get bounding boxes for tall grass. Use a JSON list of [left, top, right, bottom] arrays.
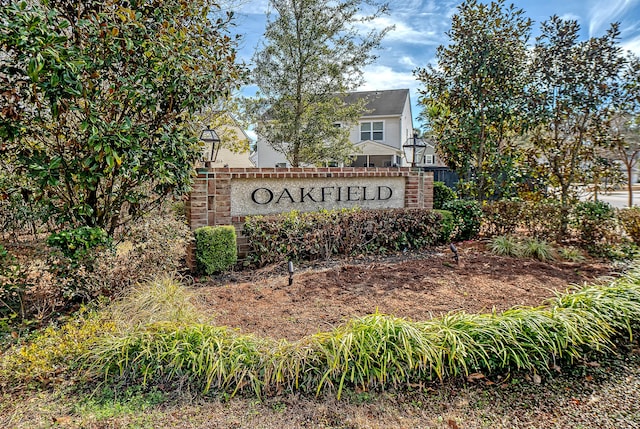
[[72, 270, 640, 398]]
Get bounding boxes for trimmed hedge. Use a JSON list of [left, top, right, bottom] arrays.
[[194, 225, 237, 275], [243, 208, 447, 266]]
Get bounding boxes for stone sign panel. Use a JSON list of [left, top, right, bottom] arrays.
[[230, 177, 405, 216]]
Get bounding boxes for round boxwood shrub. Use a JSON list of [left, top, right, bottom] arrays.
[[194, 225, 238, 275], [433, 181, 457, 210], [443, 199, 483, 241]]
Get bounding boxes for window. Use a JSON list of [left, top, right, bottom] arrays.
[[424, 154, 434, 165], [360, 121, 384, 141]]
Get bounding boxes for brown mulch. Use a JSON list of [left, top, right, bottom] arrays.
[[195, 242, 617, 341]]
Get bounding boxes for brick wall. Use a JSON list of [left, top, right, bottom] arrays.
[[186, 166, 433, 269]]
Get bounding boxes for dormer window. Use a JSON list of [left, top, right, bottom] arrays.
[[360, 121, 384, 141]]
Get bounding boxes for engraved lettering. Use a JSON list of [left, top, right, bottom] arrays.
[[275, 188, 295, 204], [300, 187, 317, 203], [321, 187, 333, 202], [347, 186, 360, 201], [378, 186, 392, 200], [362, 186, 376, 201], [251, 188, 274, 205]]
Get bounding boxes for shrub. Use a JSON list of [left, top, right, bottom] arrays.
[[243, 208, 444, 266], [572, 201, 619, 256], [46, 226, 111, 260], [482, 200, 523, 237], [0, 310, 116, 388], [433, 181, 457, 210], [434, 209, 455, 243], [1, 207, 191, 326], [488, 235, 522, 257], [194, 225, 238, 275], [520, 200, 564, 241], [442, 200, 483, 241], [618, 207, 640, 244]]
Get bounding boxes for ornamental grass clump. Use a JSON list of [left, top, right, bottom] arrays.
[[25, 270, 640, 398], [89, 323, 266, 396], [520, 237, 555, 261], [488, 235, 522, 257]]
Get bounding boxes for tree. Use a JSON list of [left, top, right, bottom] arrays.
[[602, 55, 640, 207], [250, 0, 391, 167], [414, 0, 532, 201], [188, 98, 252, 162], [527, 16, 626, 220], [0, 0, 245, 234]]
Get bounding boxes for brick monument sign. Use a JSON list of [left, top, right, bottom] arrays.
[[186, 166, 434, 267]]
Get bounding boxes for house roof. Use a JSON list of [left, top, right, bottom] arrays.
[[342, 89, 409, 117], [352, 140, 402, 156]]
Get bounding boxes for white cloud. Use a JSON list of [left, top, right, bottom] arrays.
[[399, 56, 417, 68], [558, 13, 582, 22], [359, 65, 419, 92], [588, 0, 640, 36], [359, 15, 441, 45], [621, 34, 640, 54]]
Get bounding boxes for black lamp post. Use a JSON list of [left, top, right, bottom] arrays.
[[402, 132, 427, 168], [200, 127, 221, 162]]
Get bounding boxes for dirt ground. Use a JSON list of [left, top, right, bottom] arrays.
[[196, 242, 616, 341]]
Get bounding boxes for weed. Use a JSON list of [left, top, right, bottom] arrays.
[[558, 247, 586, 263]]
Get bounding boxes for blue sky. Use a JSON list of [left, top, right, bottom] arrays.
[[232, 0, 640, 130]]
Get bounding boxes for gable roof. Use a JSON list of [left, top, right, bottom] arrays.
[[342, 89, 409, 117]]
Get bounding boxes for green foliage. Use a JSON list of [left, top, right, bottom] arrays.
[[1, 207, 191, 326], [0, 0, 245, 233], [434, 209, 455, 243], [243, 208, 445, 266], [78, 273, 640, 398], [520, 237, 554, 262], [46, 226, 111, 260], [0, 310, 116, 388], [433, 182, 457, 210], [528, 17, 626, 209], [558, 246, 586, 263], [572, 201, 619, 256], [73, 386, 165, 420], [618, 207, 640, 244], [250, 0, 391, 166], [482, 200, 523, 237], [415, 0, 532, 201], [488, 235, 554, 261], [488, 235, 522, 257], [91, 323, 266, 397], [443, 200, 483, 241], [194, 226, 238, 275], [0, 171, 55, 239], [520, 199, 564, 241]]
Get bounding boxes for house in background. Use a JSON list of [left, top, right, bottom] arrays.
[[198, 114, 254, 168], [251, 88, 439, 168]]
